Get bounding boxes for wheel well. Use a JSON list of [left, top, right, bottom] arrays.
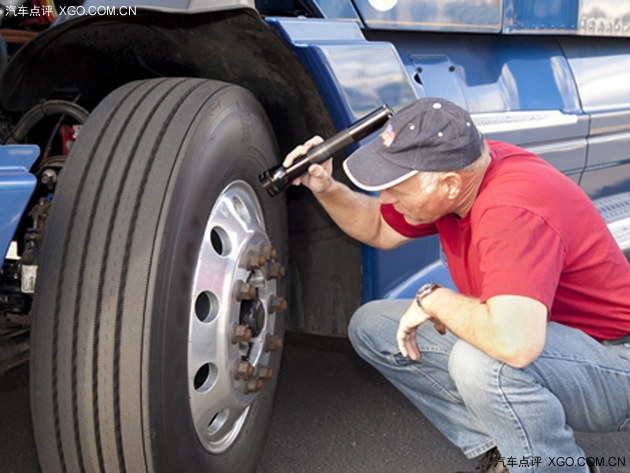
[[2, 7, 332, 157], [1, 7, 362, 336]]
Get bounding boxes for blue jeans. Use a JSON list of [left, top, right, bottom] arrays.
[[348, 299, 630, 472]]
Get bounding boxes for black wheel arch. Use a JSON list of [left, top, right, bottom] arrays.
[[0, 6, 334, 157]]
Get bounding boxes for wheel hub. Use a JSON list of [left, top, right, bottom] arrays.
[[187, 181, 285, 454], [240, 298, 265, 337]]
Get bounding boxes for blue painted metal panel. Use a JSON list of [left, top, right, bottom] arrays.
[[0, 145, 39, 259], [266, 18, 417, 125], [307, 0, 362, 22], [560, 37, 630, 114], [560, 37, 630, 198], [370, 31, 582, 114], [363, 234, 456, 301]]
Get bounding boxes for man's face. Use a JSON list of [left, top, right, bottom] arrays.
[[378, 174, 451, 225]]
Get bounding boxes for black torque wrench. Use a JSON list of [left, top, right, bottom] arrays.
[[259, 104, 394, 197]]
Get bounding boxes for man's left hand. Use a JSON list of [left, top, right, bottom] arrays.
[[396, 302, 444, 361]]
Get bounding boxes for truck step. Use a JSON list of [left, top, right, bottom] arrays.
[[593, 192, 630, 254]]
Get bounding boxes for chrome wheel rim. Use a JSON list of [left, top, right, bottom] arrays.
[[187, 180, 282, 454]]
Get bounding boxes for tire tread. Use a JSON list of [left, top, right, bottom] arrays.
[[32, 78, 228, 473]]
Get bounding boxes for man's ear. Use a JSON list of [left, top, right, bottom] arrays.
[[440, 172, 462, 199]]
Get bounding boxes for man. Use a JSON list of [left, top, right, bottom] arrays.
[[283, 98, 630, 473]]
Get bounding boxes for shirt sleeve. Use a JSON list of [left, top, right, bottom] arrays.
[[475, 206, 566, 310], [380, 204, 438, 238]]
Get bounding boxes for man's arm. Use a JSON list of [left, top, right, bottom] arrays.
[[397, 288, 547, 368], [283, 136, 411, 250]]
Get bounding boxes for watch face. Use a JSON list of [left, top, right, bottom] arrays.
[[417, 283, 434, 298]]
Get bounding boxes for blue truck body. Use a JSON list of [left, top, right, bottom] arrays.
[[0, 145, 38, 261]]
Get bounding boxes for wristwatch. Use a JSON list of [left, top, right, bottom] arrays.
[[415, 283, 442, 311]]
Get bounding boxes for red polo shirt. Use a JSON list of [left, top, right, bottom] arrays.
[[381, 140, 630, 341]]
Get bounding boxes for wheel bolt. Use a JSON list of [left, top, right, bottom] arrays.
[[235, 280, 256, 301], [269, 295, 287, 314], [257, 365, 273, 381], [267, 262, 285, 280], [247, 251, 266, 270], [232, 324, 252, 344], [41, 169, 58, 187], [263, 333, 283, 352], [262, 246, 277, 261], [235, 360, 255, 379], [244, 379, 263, 395]]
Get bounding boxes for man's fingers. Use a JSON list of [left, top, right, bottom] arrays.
[[309, 164, 323, 177], [283, 135, 323, 168], [306, 135, 324, 147], [283, 145, 307, 167], [397, 328, 421, 361]]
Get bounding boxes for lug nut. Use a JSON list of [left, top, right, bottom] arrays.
[[269, 295, 287, 314], [235, 360, 255, 379], [257, 365, 273, 381], [235, 280, 256, 301], [262, 246, 277, 261], [244, 379, 264, 395], [263, 333, 283, 352], [247, 251, 266, 270], [232, 324, 252, 344], [267, 262, 285, 280]]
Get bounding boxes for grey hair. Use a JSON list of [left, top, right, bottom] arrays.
[[416, 141, 491, 194]]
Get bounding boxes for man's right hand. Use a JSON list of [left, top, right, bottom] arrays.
[[282, 136, 333, 194]]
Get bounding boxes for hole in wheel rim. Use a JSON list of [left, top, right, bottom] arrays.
[[193, 363, 218, 392], [208, 409, 229, 436], [210, 226, 230, 256], [195, 291, 220, 323]]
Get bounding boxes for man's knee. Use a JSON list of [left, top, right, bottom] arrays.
[[348, 299, 406, 357], [348, 300, 386, 353], [448, 340, 499, 399]]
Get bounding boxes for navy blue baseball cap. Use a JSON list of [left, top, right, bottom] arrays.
[[343, 98, 483, 191]]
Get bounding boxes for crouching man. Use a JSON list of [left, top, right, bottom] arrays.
[[283, 98, 630, 473]]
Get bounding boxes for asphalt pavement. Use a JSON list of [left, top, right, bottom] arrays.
[[1, 334, 628, 473]]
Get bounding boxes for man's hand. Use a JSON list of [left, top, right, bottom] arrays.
[[282, 136, 333, 193], [397, 300, 447, 361], [396, 301, 432, 361]]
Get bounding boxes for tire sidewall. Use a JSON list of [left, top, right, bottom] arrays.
[[148, 87, 287, 472]]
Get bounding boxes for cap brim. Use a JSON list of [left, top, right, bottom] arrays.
[[343, 141, 419, 192]]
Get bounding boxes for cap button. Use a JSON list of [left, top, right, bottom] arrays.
[[432, 102, 442, 109]]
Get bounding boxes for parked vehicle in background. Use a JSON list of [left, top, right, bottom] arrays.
[[0, 0, 629, 471]]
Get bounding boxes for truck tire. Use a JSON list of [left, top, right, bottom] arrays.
[[30, 78, 288, 473]]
